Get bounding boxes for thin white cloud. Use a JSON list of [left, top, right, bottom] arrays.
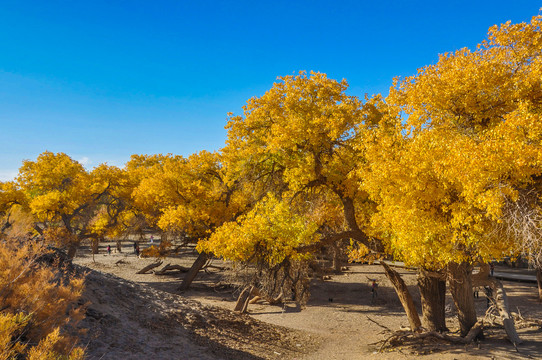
[[78, 156, 91, 167], [0, 170, 18, 182]]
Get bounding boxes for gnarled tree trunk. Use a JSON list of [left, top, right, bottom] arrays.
[[178, 252, 208, 291], [382, 262, 421, 331], [448, 262, 477, 337], [234, 286, 255, 313], [417, 269, 447, 332]]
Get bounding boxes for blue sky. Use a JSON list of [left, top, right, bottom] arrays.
[[0, 0, 540, 180]]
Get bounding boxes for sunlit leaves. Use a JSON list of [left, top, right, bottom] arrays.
[[198, 195, 318, 265], [365, 15, 542, 269]]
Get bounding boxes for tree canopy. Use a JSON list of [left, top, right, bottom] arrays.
[[2, 14, 542, 340]]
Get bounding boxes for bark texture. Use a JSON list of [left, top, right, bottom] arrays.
[[234, 286, 255, 313], [332, 243, 342, 272], [471, 263, 522, 344], [447, 262, 477, 337], [381, 262, 421, 331], [417, 269, 447, 332], [178, 252, 209, 291]]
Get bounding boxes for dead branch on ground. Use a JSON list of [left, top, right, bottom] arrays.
[[154, 263, 189, 275], [136, 260, 163, 274]]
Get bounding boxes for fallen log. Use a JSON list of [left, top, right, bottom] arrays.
[[493, 279, 522, 345], [472, 266, 522, 345], [155, 264, 189, 275], [136, 260, 163, 274], [248, 295, 262, 304]]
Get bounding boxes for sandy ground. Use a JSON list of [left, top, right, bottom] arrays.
[[74, 241, 542, 359]]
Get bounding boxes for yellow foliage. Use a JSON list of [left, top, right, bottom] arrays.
[[27, 327, 85, 360], [224, 71, 365, 195], [141, 240, 173, 258], [0, 312, 29, 359], [220, 71, 382, 262], [0, 239, 85, 359], [198, 195, 318, 265], [0, 181, 27, 214], [346, 240, 371, 263], [6, 152, 133, 257], [43, 227, 79, 249], [1, 205, 36, 241], [363, 15, 542, 269], [131, 151, 246, 241]]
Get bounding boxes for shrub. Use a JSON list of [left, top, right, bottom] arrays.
[[0, 239, 85, 359]]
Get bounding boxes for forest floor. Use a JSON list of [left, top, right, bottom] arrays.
[[73, 241, 542, 359]]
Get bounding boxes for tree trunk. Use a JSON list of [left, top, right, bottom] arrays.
[[67, 242, 78, 259], [537, 268, 542, 301], [234, 286, 255, 313], [91, 238, 99, 254], [116, 239, 122, 253], [448, 262, 477, 337], [178, 252, 208, 291], [332, 243, 342, 272], [417, 269, 447, 332], [381, 262, 422, 331]]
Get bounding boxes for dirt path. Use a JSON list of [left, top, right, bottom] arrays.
[[74, 242, 542, 359]]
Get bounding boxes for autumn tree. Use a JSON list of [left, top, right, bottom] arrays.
[[123, 154, 179, 237], [14, 152, 126, 258], [130, 151, 248, 290], [199, 72, 384, 309], [365, 14, 542, 337], [87, 163, 139, 253], [0, 181, 30, 238]]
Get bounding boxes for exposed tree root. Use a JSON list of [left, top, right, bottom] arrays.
[[370, 317, 485, 355]]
